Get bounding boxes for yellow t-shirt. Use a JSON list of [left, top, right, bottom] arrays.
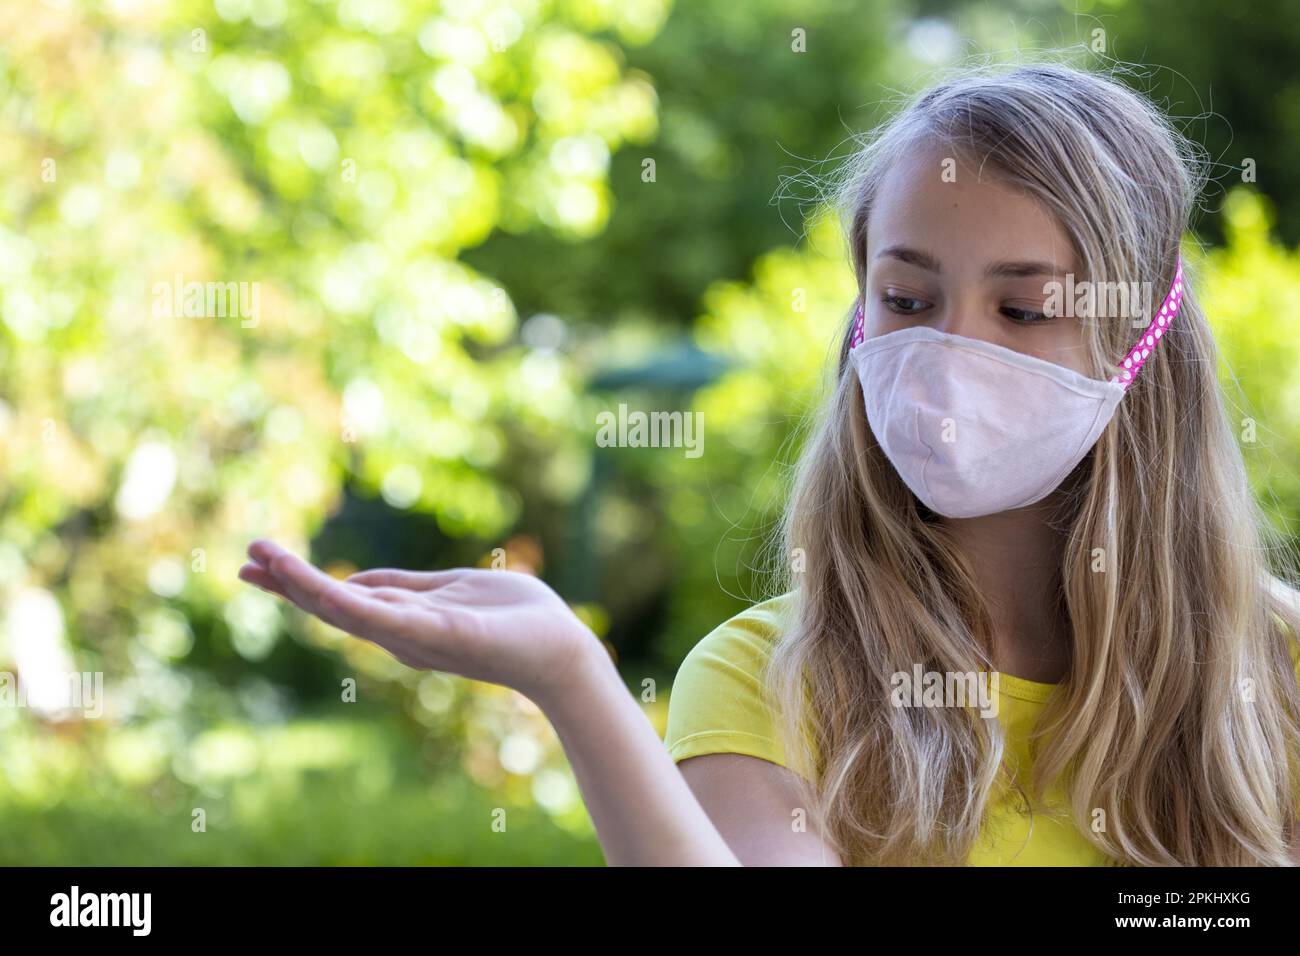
[[664, 591, 1300, 866]]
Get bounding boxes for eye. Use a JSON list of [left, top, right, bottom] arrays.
[[881, 294, 931, 316], [1000, 306, 1053, 324]]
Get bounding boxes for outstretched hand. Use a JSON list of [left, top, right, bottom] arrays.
[[238, 539, 599, 706]]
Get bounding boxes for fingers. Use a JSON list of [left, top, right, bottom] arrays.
[[362, 586, 420, 605], [248, 538, 291, 569], [238, 562, 288, 599], [245, 540, 412, 640], [240, 540, 474, 674], [315, 583, 414, 641], [258, 543, 336, 610], [346, 568, 467, 591]]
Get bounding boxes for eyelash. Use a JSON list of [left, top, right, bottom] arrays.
[[879, 295, 1053, 325], [1000, 306, 1052, 324], [880, 294, 928, 315]]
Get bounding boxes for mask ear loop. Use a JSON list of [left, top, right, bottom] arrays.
[[850, 299, 866, 350], [1111, 255, 1183, 389]]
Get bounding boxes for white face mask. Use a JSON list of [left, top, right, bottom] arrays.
[[847, 259, 1184, 519]]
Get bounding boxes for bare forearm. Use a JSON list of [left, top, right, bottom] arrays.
[[536, 644, 740, 866]]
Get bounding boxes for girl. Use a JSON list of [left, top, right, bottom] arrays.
[[240, 62, 1300, 866]]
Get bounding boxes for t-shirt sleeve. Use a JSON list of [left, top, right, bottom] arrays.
[[663, 597, 790, 768]]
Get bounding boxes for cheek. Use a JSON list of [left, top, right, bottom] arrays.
[[863, 302, 913, 338], [1039, 321, 1091, 375]]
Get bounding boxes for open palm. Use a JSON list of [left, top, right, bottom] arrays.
[[238, 539, 595, 704]]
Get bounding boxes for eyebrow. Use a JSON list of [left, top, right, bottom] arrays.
[[876, 245, 1063, 279]]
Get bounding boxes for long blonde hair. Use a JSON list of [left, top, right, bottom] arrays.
[[768, 61, 1300, 866]]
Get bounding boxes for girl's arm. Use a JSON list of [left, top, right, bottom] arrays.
[[238, 538, 836, 866], [678, 753, 843, 865], [540, 643, 740, 865]]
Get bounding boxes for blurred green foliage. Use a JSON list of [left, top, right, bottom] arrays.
[[1, 0, 1298, 864], [1200, 190, 1300, 537]]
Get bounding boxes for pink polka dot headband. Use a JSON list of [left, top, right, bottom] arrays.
[[849, 301, 867, 350], [1111, 256, 1183, 389], [847, 255, 1185, 390]]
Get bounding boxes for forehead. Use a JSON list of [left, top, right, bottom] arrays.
[[865, 142, 1078, 272]]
